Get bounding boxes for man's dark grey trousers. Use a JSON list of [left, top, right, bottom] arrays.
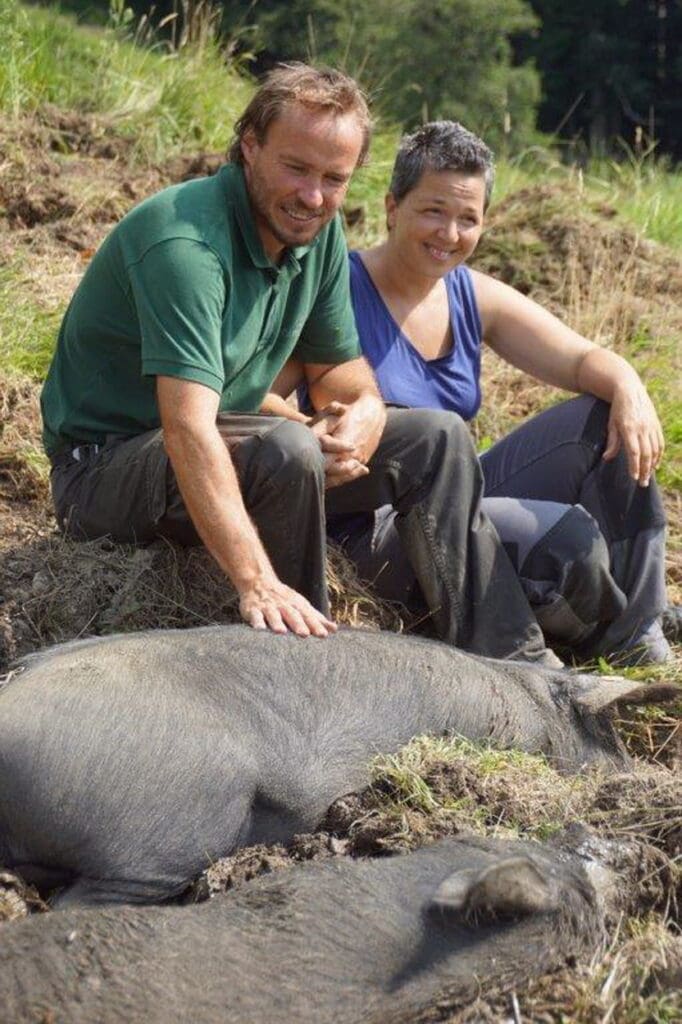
[[50, 407, 549, 662]]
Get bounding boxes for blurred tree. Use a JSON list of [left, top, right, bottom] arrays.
[[228, 0, 541, 150], [525, 0, 682, 158]]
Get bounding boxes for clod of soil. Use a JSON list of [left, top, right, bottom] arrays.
[[0, 872, 47, 923], [189, 832, 347, 902]]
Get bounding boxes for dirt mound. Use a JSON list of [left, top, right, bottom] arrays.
[[475, 184, 682, 317], [0, 528, 403, 673], [35, 105, 137, 161], [0, 106, 225, 331], [319, 740, 681, 920]]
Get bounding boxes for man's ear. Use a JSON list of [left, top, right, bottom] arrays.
[[240, 128, 258, 168], [385, 193, 397, 231]]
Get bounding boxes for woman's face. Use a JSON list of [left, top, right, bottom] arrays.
[[385, 169, 486, 278]]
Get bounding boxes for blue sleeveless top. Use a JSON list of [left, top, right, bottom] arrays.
[[349, 251, 482, 420]]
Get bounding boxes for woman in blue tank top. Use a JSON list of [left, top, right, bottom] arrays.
[[341, 121, 675, 665]]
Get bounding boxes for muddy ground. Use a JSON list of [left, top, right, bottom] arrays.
[[0, 108, 681, 1021]]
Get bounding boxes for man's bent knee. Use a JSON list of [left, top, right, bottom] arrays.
[[242, 419, 325, 486]]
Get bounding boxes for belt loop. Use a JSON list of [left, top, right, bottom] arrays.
[[72, 443, 100, 462]]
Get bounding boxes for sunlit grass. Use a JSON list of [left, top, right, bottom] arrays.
[[0, 0, 251, 162], [0, 263, 61, 379], [493, 146, 682, 250]]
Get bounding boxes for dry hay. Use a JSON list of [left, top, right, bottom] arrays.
[[589, 768, 682, 864], [0, 376, 49, 504], [0, 378, 404, 673], [445, 918, 682, 1024], [0, 530, 404, 673], [615, 697, 682, 771]]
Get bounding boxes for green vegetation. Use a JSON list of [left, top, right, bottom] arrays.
[[233, 0, 540, 150], [0, 0, 680, 497], [369, 735, 575, 840], [0, 0, 251, 159], [0, 263, 62, 378]]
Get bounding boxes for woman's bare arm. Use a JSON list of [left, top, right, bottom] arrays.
[[471, 268, 664, 485]]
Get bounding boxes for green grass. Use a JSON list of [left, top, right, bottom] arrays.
[[633, 338, 682, 491], [369, 734, 569, 840], [0, 262, 61, 379], [494, 146, 682, 250], [0, 0, 252, 161], [345, 127, 399, 246]]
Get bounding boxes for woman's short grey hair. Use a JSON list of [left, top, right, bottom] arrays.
[[389, 121, 495, 210]]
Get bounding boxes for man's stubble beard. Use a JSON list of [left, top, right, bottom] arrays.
[[247, 165, 326, 252]]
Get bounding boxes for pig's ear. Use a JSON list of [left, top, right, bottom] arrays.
[[569, 674, 680, 713], [430, 856, 557, 921]]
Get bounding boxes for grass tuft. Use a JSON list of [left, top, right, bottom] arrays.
[[0, 0, 251, 163]]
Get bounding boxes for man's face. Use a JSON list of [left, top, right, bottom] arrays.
[[241, 102, 364, 262]]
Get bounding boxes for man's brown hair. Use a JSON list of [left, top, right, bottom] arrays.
[[228, 63, 372, 166]]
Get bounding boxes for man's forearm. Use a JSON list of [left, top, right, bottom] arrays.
[[306, 356, 381, 410], [164, 422, 274, 592], [260, 392, 310, 423]]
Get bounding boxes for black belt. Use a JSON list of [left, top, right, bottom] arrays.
[[50, 443, 101, 469]]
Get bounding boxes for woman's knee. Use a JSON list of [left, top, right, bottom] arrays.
[[527, 504, 626, 626]]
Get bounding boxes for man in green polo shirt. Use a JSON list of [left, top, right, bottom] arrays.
[[41, 63, 553, 662]]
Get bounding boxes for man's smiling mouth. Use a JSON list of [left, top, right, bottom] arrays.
[[282, 206, 320, 223]]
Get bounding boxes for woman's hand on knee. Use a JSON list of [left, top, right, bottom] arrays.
[[603, 381, 665, 486]]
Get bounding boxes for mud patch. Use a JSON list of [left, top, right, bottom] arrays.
[[189, 832, 347, 902]]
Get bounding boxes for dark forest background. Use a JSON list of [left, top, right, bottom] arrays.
[[40, 0, 682, 159]]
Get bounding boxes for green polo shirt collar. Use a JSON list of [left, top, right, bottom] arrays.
[[225, 163, 319, 275]]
